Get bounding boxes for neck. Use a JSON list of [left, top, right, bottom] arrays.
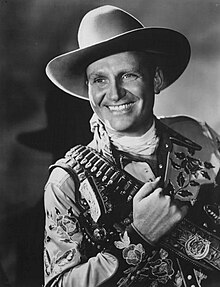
[[109, 119, 159, 157], [106, 117, 154, 138]]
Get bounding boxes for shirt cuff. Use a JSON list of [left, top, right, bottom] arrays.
[[127, 223, 156, 252]]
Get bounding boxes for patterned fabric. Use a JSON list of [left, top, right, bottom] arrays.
[[90, 114, 115, 163], [44, 115, 220, 287]]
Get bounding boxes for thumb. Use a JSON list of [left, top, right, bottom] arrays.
[[134, 177, 161, 202]]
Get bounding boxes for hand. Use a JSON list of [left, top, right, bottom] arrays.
[[133, 177, 189, 244]]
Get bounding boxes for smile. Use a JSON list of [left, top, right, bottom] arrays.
[[107, 103, 134, 112]]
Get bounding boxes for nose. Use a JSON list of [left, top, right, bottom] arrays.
[[107, 79, 125, 101]]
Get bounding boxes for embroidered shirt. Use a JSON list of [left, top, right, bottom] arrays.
[[44, 115, 220, 287]]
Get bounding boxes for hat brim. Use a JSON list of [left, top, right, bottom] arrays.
[[46, 27, 191, 100]]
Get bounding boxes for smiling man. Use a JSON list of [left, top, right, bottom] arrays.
[[43, 5, 220, 287], [86, 51, 157, 136]]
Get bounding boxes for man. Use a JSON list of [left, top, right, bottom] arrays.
[[43, 5, 220, 287]]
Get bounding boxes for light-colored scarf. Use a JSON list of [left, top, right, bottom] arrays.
[[90, 113, 159, 159], [108, 121, 159, 158], [90, 114, 158, 182]]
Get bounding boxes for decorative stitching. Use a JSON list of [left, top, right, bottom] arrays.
[[46, 207, 80, 243], [116, 248, 175, 287], [114, 231, 145, 265]]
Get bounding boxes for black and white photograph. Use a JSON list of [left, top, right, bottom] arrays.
[[1, 1, 220, 286]]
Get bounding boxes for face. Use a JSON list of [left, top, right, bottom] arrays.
[[86, 51, 158, 136]]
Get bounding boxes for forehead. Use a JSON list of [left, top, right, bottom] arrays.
[[86, 51, 151, 75]]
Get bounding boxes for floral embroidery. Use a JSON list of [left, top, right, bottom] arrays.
[[170, 152, 213, 192], [123, 244, 145, 265], [44, 207, 82, 279], [44, 248, 51, 276], [53, 247, 77, 274], [151, 258, 174, 283], [47, 207, 80, 243], [150, 249, 174, 284], [174, 271, 183, 287], [44, 246, 78, 276], [114, 231, 145, 265], [194, 269, 207, 287], [117, 248, 175, 287], [166, 151, 214, 205]]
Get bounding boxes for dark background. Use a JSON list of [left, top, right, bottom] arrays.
[[1, 0, 220, 286]]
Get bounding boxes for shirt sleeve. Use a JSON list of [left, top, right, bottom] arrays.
[[202, 121, 220, 159], [43, 166, 156, 287]]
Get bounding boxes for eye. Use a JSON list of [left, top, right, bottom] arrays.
[[122, 73, 139, 82], [94, 78, 106, 83], [89, 77, 108, 88]]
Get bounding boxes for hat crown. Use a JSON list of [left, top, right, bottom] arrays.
[[78, 5, 144, 48]]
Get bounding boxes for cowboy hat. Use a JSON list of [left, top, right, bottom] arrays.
[[46, 5, 191, 100]]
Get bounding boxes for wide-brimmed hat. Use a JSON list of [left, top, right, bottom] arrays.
[[46, 5, 191, 100]]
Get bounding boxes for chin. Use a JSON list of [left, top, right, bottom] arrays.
[[109, 121, 132, 131], [110, 125, 138, 135]]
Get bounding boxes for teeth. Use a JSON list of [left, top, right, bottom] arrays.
[[108, 103, 133, 111]]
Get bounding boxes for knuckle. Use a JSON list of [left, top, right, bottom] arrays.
[[144, 182, 153, 191], [174, 209, 183, 222], [170, 204, 180, 217], [133, 194, 138, 203], [156, 187, 163, 194]]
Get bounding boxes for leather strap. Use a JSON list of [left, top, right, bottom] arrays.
[[51, 144, 220, 273]]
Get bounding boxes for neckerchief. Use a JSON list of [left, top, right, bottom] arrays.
[[90, 114, 159, 161]]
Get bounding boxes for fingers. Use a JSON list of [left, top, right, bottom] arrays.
[[170, 200, 190, 222], [173, 198, 190, 211], [134, 176, 161, 202], [176, 200, 190, 218], [180, 204, 189, 217]]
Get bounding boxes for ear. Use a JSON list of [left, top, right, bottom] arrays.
[[154, 67, 164, 94]]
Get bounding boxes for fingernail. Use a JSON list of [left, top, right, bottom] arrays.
[[154, 176, 161, 182]]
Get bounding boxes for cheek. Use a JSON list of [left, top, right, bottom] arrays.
[[90, 102, 99, 116], [126, 81, 150, 98], [89, 94, 96, 108], [88, 92, 102, 117], [88, 86, 104, 107]]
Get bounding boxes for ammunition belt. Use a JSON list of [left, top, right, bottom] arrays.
[[57, 144, 220, 272]]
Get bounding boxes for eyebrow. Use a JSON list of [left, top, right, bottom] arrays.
[[87, 68, 142, 79], [123, 68, 142, 74], [87, 72, 106, 78]]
